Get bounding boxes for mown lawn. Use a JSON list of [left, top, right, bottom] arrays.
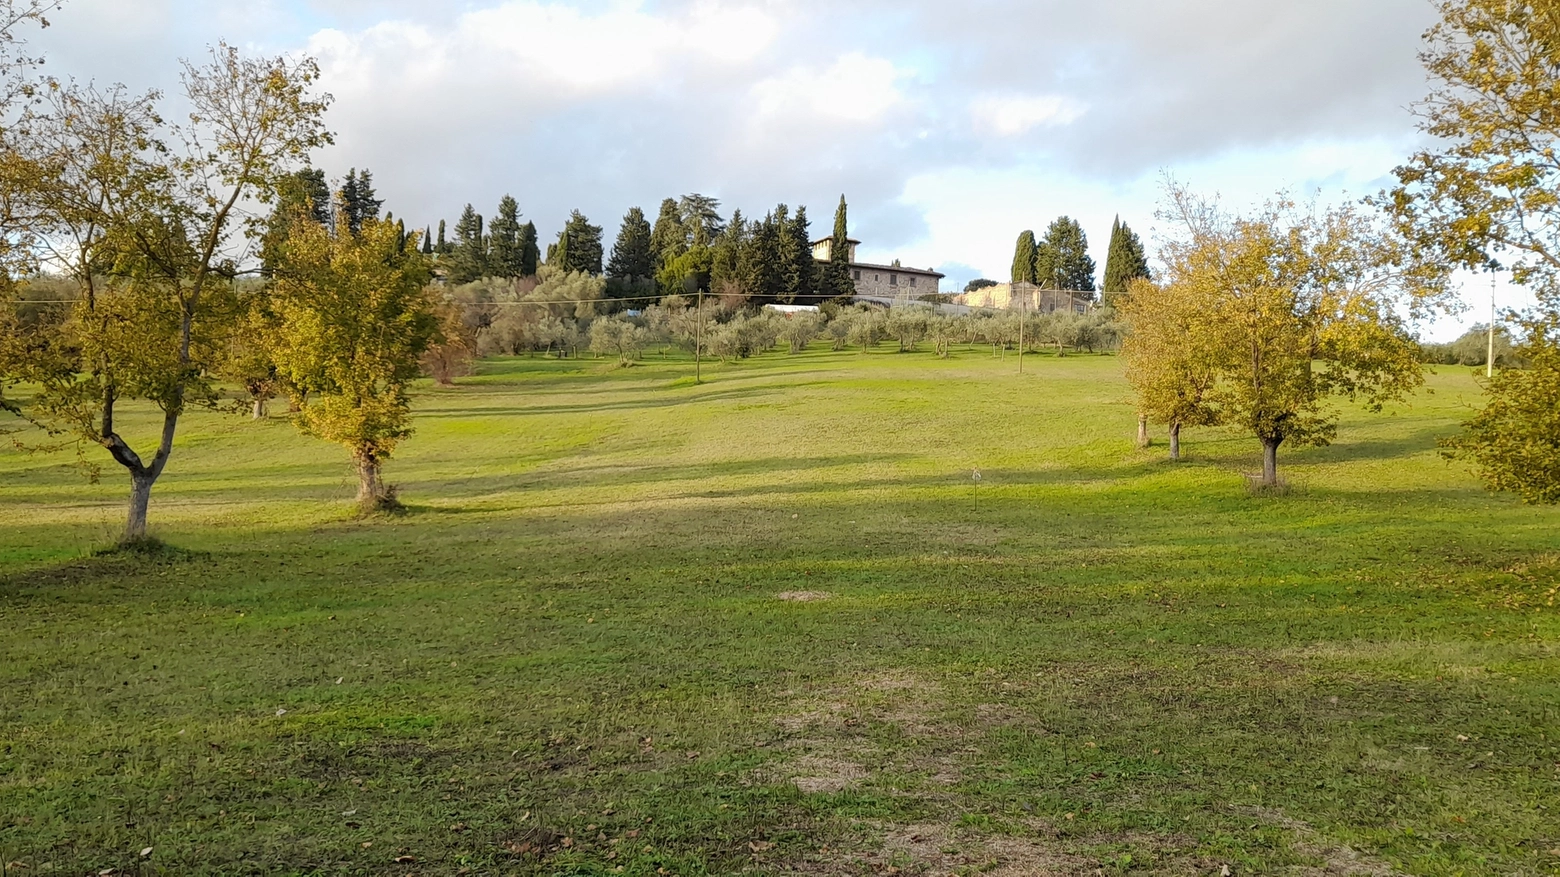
[[1, 345, 1557, 876]]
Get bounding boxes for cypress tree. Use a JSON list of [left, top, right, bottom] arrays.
[[448, 204, 487, 284], [488, 195, 524, 278], [823, 194, 855, 300], [607, 206, 655, 282], [436, 219, 449, 255], [518, 221, 539, 276], [422, 226, 433, 255], [1102, 216, 1150, 301], [1011, 230, 1039, 284]]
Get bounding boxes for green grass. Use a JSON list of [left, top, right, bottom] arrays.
[[1, 346, 1557, 876]]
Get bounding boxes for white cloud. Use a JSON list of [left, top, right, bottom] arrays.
[[748, 53, 908, 124], [970, 93, 1086, 136]]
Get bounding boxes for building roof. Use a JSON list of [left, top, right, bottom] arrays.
[[852, 261, 945, 279], [810, 236, 862, 246]]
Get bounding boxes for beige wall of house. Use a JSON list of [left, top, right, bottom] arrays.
[[849, 264, 942, 297], [953, 282, 1087, 313]]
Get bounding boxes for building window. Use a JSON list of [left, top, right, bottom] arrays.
[[853, 270, 861, 281], [909, 277, 917, 288], [874, 274, 880, 281], [889, 274, 898, 286]]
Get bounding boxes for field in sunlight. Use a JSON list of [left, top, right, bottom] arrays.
[[2, 345, 1557, 876]]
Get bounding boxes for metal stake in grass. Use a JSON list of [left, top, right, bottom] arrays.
[[972, 467, 982, 511], [1488, 271, 1497, 379]]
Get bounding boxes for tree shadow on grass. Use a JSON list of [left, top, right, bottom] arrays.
[[413, 380, 836, 419]]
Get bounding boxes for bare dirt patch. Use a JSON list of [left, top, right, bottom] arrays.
[[789, 755, 870, 793], [1243, 808, 1401, 876], [778, 590, 833, 602], [879, 822, 1095, 876]]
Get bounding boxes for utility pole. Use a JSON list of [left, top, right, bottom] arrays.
[[1017, 288, 1025, 374], [696, 287, 704, 385], [1488, 272, 1497, 379]]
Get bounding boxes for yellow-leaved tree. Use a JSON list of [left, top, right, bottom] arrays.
[[1120, 276, 1222, 461], [1137, 183, 1454, 487], [1, 45, 331, 545], [268, 214, 435, 513], [1384, 0, 1560, 502]]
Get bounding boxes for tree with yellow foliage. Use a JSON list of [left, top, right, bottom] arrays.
[[268, 216, 435, 513]]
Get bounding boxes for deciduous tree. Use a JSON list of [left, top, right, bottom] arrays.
[[1159, 184, 1453, 486], [1120, 277, 1221, 461], [4, 45, 331, 543], [1385, 0, 1560, 501], [268, 215, 435, 511]]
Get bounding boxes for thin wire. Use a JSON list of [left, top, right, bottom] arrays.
[[4, 294, 677, 305]]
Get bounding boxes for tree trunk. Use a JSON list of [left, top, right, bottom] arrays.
[[251, 398, 266, 420], [125, 470, 155, 543], [355, 450, 380, 507], [1136, 414, 1149, 448], [1169, 422, 1181, 462], [1261, 437, 1280, 486]]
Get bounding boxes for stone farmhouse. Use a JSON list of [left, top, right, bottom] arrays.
[[811, 236, 945, 298], [953, 281, 1089, 314]]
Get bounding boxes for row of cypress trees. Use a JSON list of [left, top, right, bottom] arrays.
[[417, 194, 856, 306], [1008, 216, 1150, 301]]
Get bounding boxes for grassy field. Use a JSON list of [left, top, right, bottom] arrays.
[[1, 344, 1558, 877]]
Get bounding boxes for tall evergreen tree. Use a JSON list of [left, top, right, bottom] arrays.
[[741, 210, 786, 304], [678, 193, 725, 243], [822, 194, 855, 300], [518, 221, 539, 276], [1101, 216, 1150, 301], [607, 206, 655, 282], [553, 210, 604, 275], [1036, 216, 1096, 294], [650, 198, 686, 275], [710, 209, 747, 292], [260, 168, 333, 275], [436, 219, 449, 255], [294, 168, 331, 225], [421, 226, 433, 255], [1011, 230, 1039, 284], [338, 168, 383, 236], [447, 204, 487, 284], [783, 205, 816, 304], [488, 195, 524, 278]]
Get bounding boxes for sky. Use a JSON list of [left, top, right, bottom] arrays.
[[25, 0, 1524, 339]]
